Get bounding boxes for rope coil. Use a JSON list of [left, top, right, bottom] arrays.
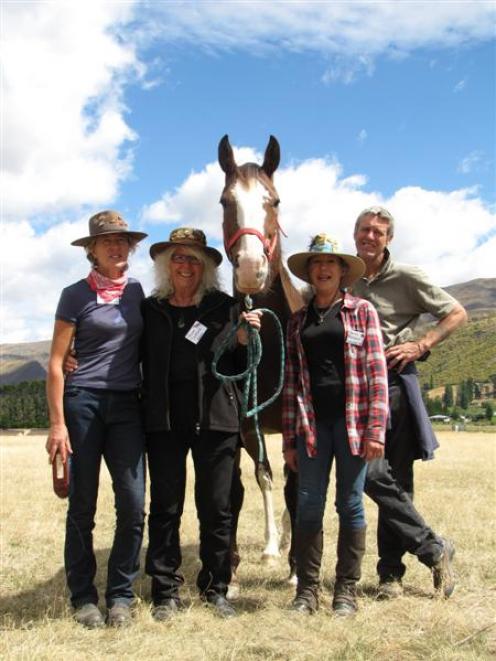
[[211, 296, 285, 465]]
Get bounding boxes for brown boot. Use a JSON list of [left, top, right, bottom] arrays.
[[332, 526, 366, 617], [290, 529, 323, 614]]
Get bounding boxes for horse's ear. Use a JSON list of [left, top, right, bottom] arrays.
[[218, 134, 237, 175], [261, 135, 280, 178]]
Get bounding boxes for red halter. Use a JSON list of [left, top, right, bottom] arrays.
[[224, 227, 278, 263]]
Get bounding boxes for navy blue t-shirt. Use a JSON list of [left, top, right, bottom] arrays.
[[55, 278, 144, 391]]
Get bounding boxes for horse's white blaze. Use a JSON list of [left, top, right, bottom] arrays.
[[232, 179, 270, 291]]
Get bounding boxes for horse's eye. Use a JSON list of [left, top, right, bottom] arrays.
[[273, 199, 280, 208]]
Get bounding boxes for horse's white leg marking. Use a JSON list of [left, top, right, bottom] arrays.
[[279, 507, 291, 552], [279, 507, 297, 584], [257, 463, 280, 562]]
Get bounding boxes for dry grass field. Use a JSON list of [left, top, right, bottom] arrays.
[[1, 430, 495, 660]]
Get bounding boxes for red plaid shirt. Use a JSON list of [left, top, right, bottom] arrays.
[[282, 292, 388, 457]]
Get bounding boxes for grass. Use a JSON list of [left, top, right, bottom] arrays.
[[1, 431, 495, 660]]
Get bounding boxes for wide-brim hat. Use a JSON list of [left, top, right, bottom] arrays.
[[150, 227, 223, 265], [287, 233, 365, 288], [71, 210, 147, 246]]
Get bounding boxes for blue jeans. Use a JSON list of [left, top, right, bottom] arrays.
[[64, 387, 145, 608], [296, 417, 367, 533]]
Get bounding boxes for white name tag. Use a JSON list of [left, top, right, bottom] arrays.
[[347, 329, 365, 346], [185, 321, 208, 344], [97, 294, 120, 305]]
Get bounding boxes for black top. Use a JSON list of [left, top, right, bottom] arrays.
[[165, 302, 200, 430], [302, 300, 345, 420], [141, 290, 245, 434]]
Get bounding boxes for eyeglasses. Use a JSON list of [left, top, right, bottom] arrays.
[[171, 254, 201, 265]]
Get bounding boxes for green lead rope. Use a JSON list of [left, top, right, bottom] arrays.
[[211, 295, 285, 465]]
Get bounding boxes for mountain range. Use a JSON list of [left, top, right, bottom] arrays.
[[0, 278, 494, 386]]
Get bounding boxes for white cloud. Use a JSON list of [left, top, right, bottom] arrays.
[[322, 55, 375, 85], [0, 216, 154, 343], [453, 78, 466, 92], [1, 1, 141, 218], [357, 129, 368, 144], [143, 151, 496, 290], [457, 150, 485, 174], [2, 151, 495, 342], [146, 3, 495, 58]]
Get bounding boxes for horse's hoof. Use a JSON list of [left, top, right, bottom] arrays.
[[261, 553, 280, 567], [227, 583, 240, 601], [287, 572, 297, 586]]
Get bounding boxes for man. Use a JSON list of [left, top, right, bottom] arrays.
[[352, 206, 467, 598]]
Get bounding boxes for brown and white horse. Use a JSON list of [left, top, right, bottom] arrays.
[[218, 135, 302, 587]]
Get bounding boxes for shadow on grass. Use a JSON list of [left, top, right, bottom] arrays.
[[0, 542, 219, 628]]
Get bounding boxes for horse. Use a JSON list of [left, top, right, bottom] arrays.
[[218, 134, 303, 590]]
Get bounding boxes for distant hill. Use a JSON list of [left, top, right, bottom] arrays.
[[0, 278, 494, 387], [417, 313, 496, 389], [0, 340, 50, 386], [444, 278, 495, 318]]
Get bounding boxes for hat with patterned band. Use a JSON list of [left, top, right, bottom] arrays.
[[71, 210, 147, 247], [287, 233, 365, 288], [149, 227, 223, 265]]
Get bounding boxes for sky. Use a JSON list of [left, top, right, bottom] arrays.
[[1, 1, 495, 343]]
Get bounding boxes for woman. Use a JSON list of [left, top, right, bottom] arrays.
[[283, 233, 388, 616], [142, 227, 260, 620], [46, 210, 147, 629]]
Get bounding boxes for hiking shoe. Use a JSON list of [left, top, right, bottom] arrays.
[[74, 603, 105, 629], [290, 593, 318, 615], [152, 598, 183, 622], [205, 594, 237, 618], [107, 603, 132, 628], [377, 576, 403, 600], [432, 538, 455, 598], [332, 582, 357, 617]]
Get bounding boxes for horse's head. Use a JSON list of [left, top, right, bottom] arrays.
[[218, 135, 281, 294]]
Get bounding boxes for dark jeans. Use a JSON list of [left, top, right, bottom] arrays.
[[146, 428, 238, 605], [64, 387, 145, 608], [364, 377, 443, 579], [296, 417, 367, 534]]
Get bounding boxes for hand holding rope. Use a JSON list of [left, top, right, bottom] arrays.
[[211, 295, 286, 465]]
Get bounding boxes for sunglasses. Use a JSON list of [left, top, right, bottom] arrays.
[[171, 254, 201, 265]]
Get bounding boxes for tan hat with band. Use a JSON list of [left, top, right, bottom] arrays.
[[287, 233, 365, 288], [71, 210, 147, 247], [149, 227, 223, 265]]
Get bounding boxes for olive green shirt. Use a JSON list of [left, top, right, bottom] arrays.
[[352, 249, 457, 349]]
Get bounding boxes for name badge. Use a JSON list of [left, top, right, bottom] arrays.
[[347, 329, 365, 346], [185, 321, 208, 344], [97, 294, 119, 305]]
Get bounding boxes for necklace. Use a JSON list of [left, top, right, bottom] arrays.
[[313, 297, 342, 325], [177, 315, 185, 329]]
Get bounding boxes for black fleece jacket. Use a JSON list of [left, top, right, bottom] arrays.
[[141, 290, 246, 434]]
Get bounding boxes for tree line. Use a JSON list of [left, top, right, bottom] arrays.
[[0, 378, 494, 429], [0, 381, 49, 428], [423, 377, 495, 421]]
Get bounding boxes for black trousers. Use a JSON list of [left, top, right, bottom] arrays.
[[364, 378, 443, 579], [146, 428, 238, 604]]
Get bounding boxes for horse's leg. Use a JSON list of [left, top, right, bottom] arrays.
[[228, 446, 244, 599], [282, 463, 298, 583], [243, 427, 280, 562]]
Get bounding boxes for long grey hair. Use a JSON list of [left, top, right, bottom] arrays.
[[153, 245, 220, 305]]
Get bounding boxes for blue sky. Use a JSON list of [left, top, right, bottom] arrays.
[[1, 1, 495, 342]]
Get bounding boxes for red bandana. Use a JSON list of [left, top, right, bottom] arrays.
[[86, 268, 128, 304]]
